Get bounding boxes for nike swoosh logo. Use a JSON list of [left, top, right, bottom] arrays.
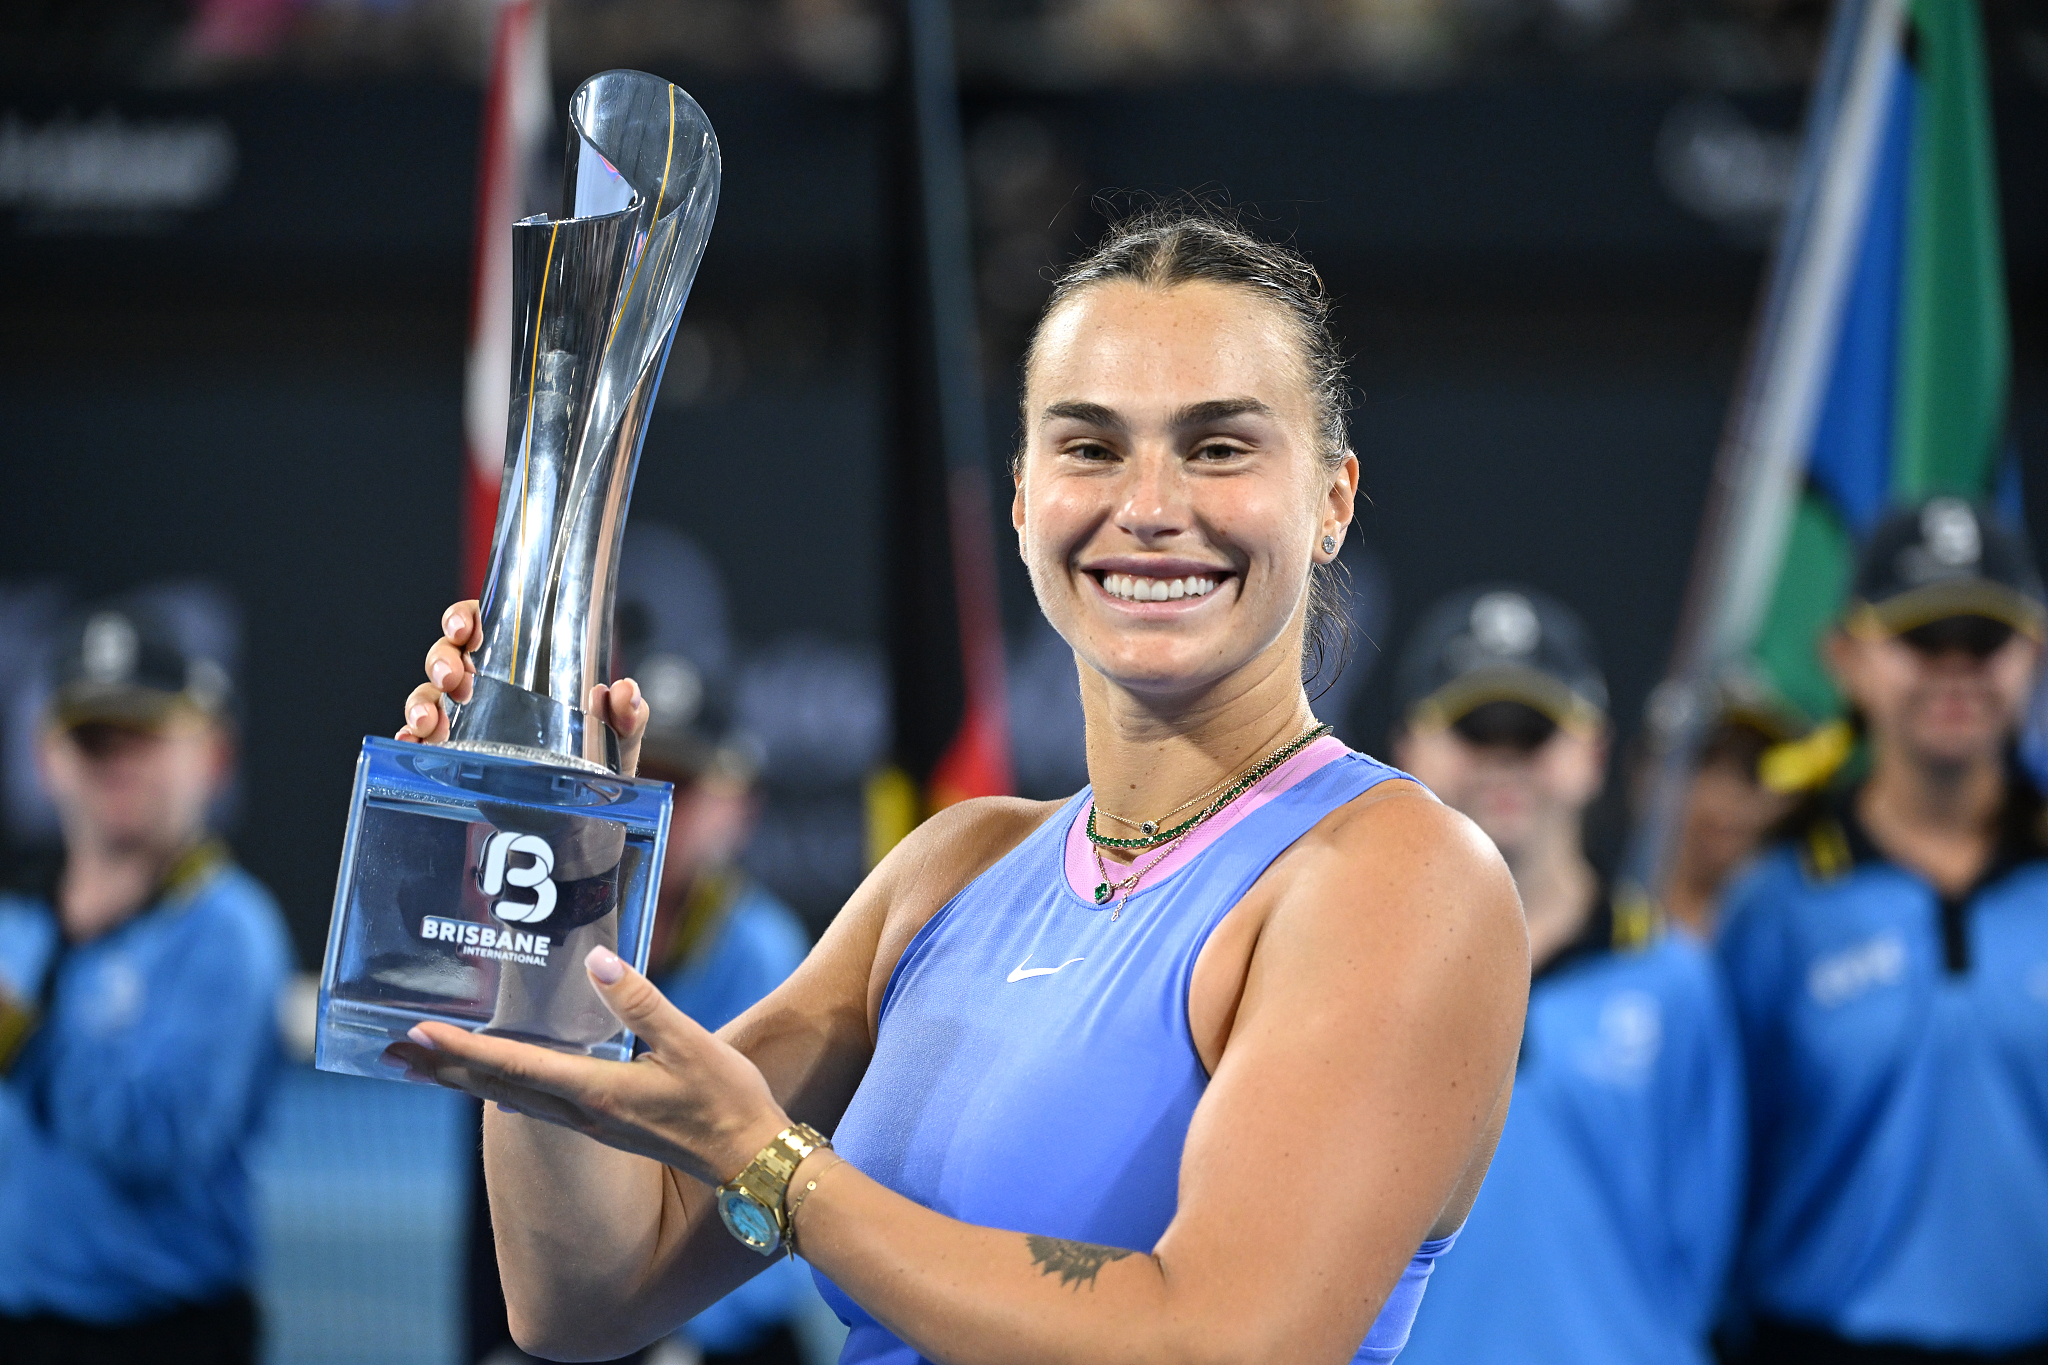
[[1007, 956, 1085, 983]]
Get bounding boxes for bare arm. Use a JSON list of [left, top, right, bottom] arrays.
[[394, 601, 1056, 1358], [422, 801, 1043, 1359]]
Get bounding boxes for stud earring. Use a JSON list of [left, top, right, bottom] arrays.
[[1322, 534, 1337, 555]]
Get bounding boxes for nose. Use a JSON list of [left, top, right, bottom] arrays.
[[1113, 447, 1190, 545]]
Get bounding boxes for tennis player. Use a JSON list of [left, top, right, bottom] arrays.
[[390, 208, 1528, 1365]]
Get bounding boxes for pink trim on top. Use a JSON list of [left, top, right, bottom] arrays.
[[1063, 735, 1352, 903]]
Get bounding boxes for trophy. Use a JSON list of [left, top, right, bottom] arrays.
[[315, 72, 719, 1082]]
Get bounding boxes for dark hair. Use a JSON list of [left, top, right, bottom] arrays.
[[1017, 203, 1356, 692]]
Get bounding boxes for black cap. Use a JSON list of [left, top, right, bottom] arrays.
[[46, 599, 232, 731], [1847, 498, 2045, 641], [1396, 586, 1608, 732], [614, 525, 752, 783]]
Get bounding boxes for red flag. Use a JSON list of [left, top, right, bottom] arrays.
[[462, 0, 551, 598]]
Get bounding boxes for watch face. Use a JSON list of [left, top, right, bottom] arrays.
[[717, 1189, 782, 1255]]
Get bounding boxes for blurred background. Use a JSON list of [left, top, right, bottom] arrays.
[[2, 0, 2046, 1360]]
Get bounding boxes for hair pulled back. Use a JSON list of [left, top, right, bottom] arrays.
[[1019, 202, 1356, 694]]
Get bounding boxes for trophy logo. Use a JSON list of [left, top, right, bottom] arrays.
[[481, 831, 557, 925]]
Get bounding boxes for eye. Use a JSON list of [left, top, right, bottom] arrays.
[[1064, 441, 1118, 462], [1191, 441, 1247, 462]]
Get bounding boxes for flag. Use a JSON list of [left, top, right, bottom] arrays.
[[869, 0, 1014, 860], [1747, 0, 2009, 722], [462, 0, 551, 599], [1632, 0, 2010, 888]]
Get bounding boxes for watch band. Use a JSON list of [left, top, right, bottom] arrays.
[[715, 1123, 830, 1256]]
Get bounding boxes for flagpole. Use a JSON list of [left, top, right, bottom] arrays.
[[901, 0, 1014, 807], [1626, 0, 1906, 904], [462, 0, 551, 599]]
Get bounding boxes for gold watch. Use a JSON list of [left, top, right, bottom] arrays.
[[715, 1124, 830, 1256]]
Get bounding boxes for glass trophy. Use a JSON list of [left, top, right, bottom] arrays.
[[315, 738, 671, 1078], [315, 71, 719, 1084]]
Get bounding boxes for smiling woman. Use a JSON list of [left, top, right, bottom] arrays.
[[388, 207, 1529, 1365]]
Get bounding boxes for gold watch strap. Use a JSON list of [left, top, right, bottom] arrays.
[[724, 1123, 830, 1226]]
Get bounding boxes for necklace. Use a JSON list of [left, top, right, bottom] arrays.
[[1086, 721, 1334, 914], [1094, 768, 1234, 839], [1085, 722, 1333, 852], [1091, 834, 1191, 921]]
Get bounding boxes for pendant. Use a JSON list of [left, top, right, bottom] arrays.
[[1094, 883, 1112, 905], [1140, 821, 1158, 837]]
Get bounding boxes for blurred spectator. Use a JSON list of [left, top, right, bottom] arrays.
[[1392, 586, 1743, 1365], [0, 594, 290, 1363], [1717, 500, 2048, 1362], [467, 527, 815, 1365], [1657, 678, 1802, 939]]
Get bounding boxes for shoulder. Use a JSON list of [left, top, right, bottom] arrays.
[[839, 794, 1068, 1030], [0, 888, 52, 924], [0, 891, 58, 999], [873, 795, 1065, 918], [1261, 780, 1528, 998], [1603, 934, 1737, 1034], [722, 882, 812, 970], [1296, 779, 1520, 920], [1716, 842, 1811, 942], [171, 865, 292, 976]]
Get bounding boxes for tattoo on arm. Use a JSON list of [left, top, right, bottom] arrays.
[[1026, 1234, 1136, 1290]]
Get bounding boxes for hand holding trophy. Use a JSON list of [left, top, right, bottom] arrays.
[[315, 72, 719, 1082]]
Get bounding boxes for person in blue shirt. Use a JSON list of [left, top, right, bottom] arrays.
[[1658, 680, 1802, 942], [1718, 499, 2048, 1364], [0, 598, 291, 1363], [634, 652, 815, 1365], [465, 535, 816, 1365], [1393, 586, 1746, 1365]]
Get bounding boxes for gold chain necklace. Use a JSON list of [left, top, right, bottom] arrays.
[[1093, 768, 1235, 840], [1086, 722, 1332, 916], [1085, 723, 1333, 852], [1091, 831, 1193, 921]]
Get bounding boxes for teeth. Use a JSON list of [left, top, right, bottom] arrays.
[[1101, 573, 1220, 602]]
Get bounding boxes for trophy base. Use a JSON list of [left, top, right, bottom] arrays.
[[315, 736, 673, 1086]]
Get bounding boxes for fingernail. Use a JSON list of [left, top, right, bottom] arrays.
[[407, 1025, 437, 1049], [496, 1102, 522, 1115], [445, 613, 464, 637], [431, 661, 451, 688], [586, 946, 624, 984], [409, 705, 433, 733]]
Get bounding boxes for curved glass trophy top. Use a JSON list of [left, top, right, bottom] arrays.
[[460, 72, 720, 773]]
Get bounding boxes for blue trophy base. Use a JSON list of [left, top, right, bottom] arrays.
[[316, 736, 672, 1085]]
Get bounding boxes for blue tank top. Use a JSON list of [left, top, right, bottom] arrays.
[[813, 748, 1456, 1364]]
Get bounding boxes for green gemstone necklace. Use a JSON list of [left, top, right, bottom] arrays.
[[1087, 721, 1333, 915]]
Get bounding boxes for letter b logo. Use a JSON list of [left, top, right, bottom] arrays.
[[480, 831, 557, 925]]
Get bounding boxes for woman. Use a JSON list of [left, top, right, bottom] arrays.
[[391, 209, 1528, 1365]]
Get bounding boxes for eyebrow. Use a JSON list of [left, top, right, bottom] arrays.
[[1041, 400, 1122, 429], [1038, 397, 1274, 429], [1170, 397, 1272, 427]]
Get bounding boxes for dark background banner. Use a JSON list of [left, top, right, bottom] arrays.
[[4, 70, 2045, 958]]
